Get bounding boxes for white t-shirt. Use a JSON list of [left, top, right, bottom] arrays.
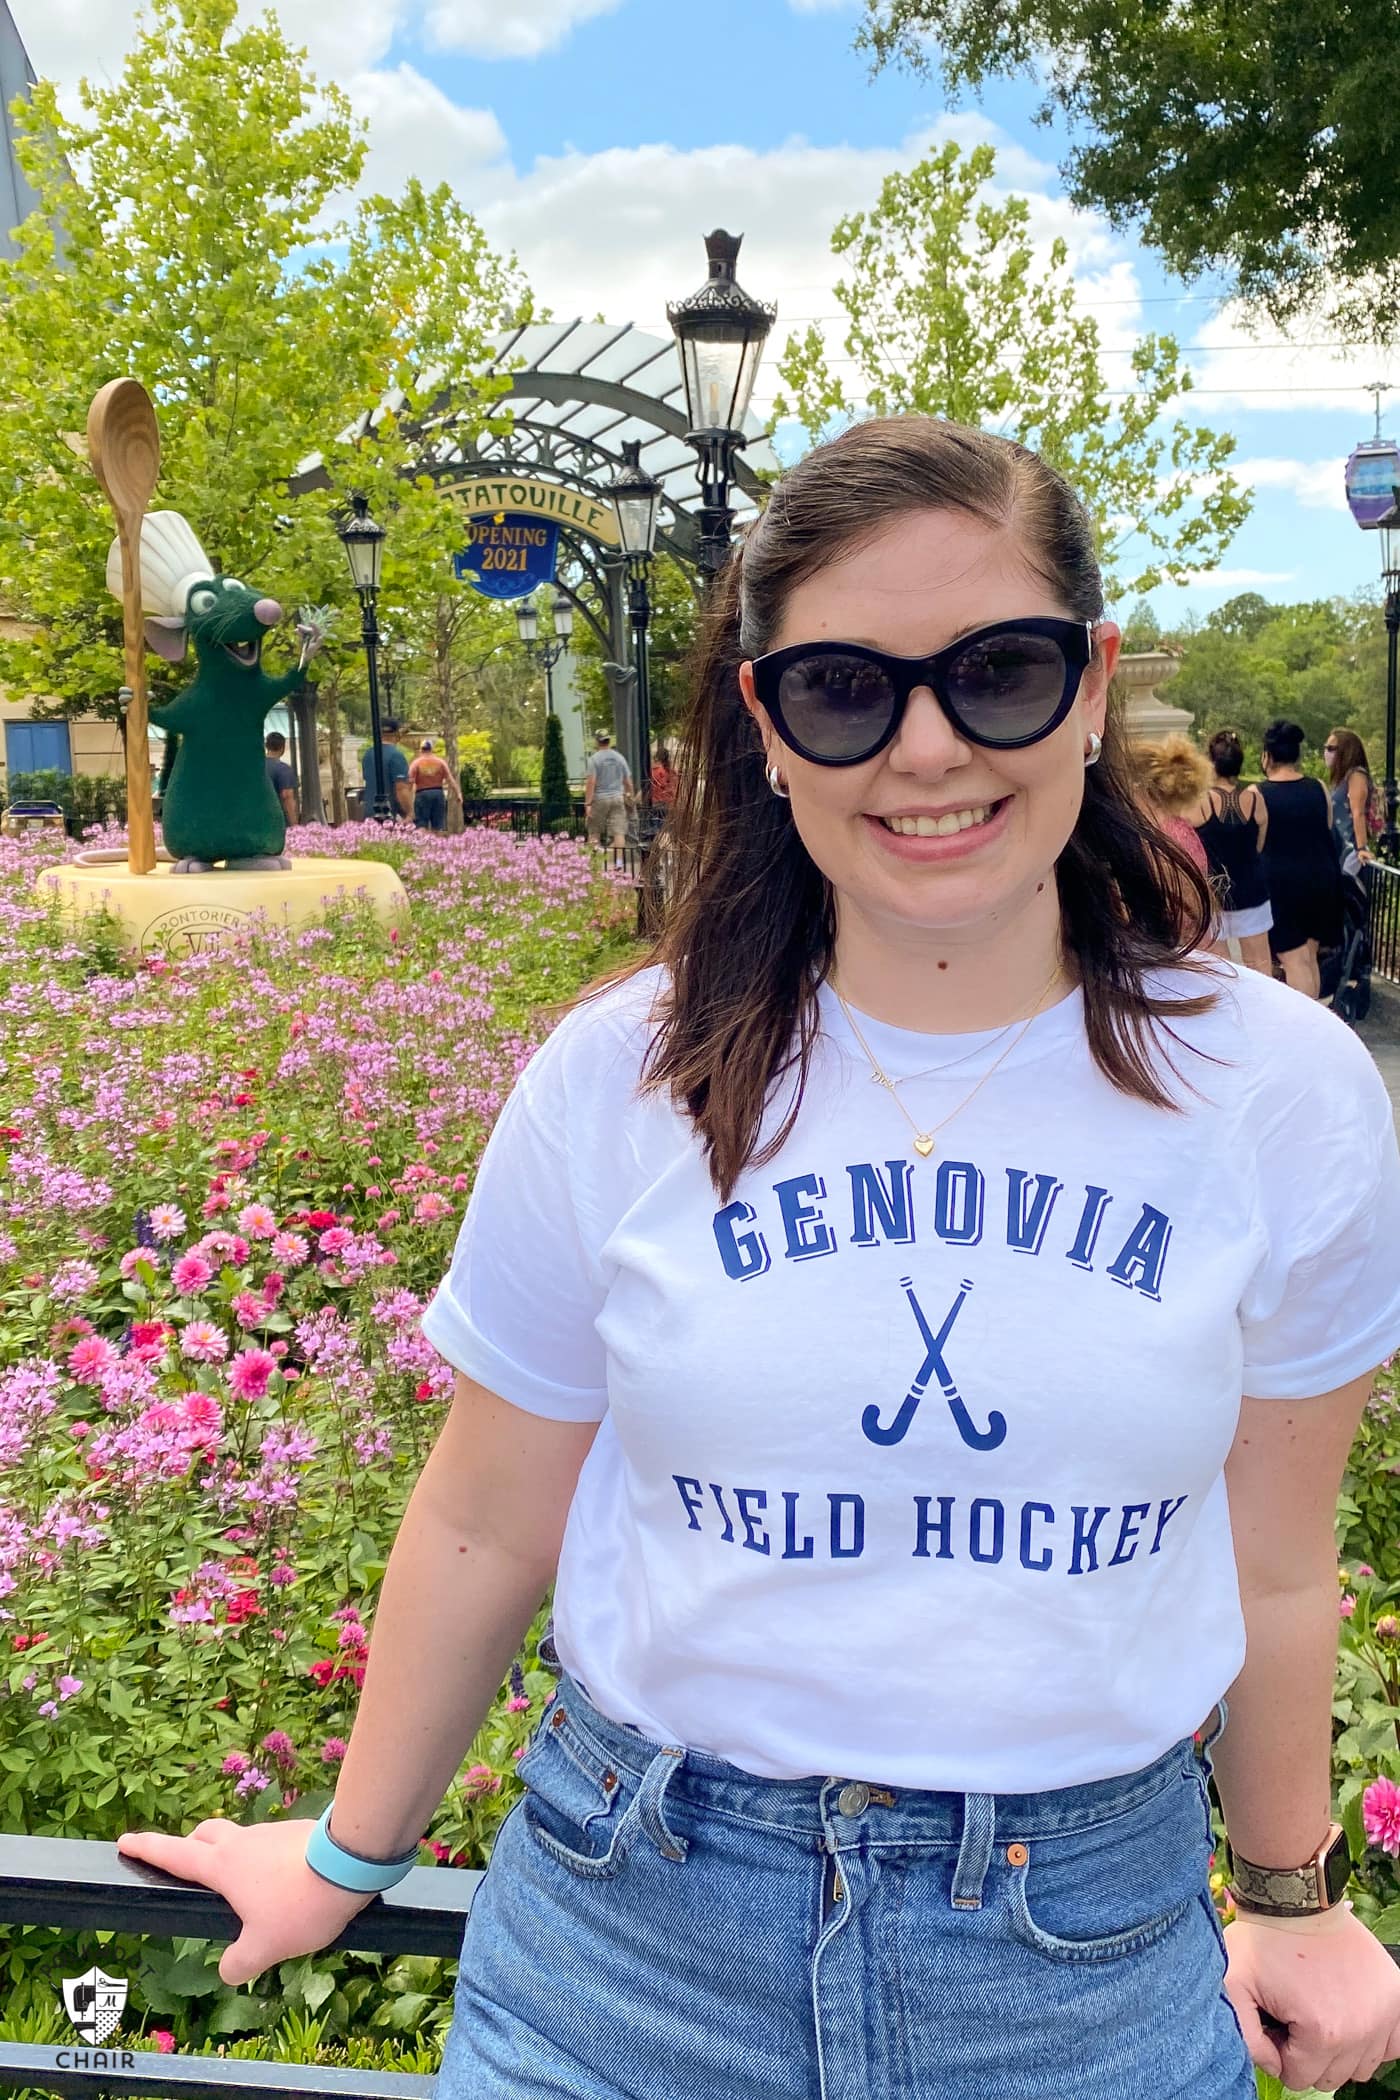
[[420, 960, 1400, 1793]]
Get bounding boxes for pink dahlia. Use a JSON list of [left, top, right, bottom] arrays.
[[318, 1227, 353, 1256], [147, 1204, 187, 1243], [1340, 1593, 1357, 1619], [171, 1254, 214, 1297], [180, 1321, 228, 1364], [228, 1349, 277, 1401], [1364, 1775, 1400, 1855], [270, 1231, 309, 1267], [129, 1320, 172, 1364], [237, 1203, 277, 1241], [68, 1335, 117, 1384]]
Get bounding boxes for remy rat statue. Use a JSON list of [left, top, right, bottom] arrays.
[[106, 511, 322, 871]]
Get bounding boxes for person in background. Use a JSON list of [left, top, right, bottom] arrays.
[[360, 720, 412, 823], [1258, 719, 1343, 998], [1132, 734, 1211, 877], [408, 738, 460, 834], [1324, 727, 1375, 879], [264, 732, 298, 828], [585, 728, 632, 847], [650, 744, 678, 810], [1192, 729, 1273, 976]]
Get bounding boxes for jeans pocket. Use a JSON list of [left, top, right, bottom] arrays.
[[518, 1712, 634, 1881], [1006, 1767, 1206, 1965]]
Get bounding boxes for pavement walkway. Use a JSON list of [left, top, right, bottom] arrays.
[[1356, 980, 1400, 1138]]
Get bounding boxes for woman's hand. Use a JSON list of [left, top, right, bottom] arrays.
[[1224, 1907, 1400, 2091], [117, 1818, 379, 1987]]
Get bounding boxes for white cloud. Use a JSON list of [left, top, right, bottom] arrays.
[[9, 0, 404, 93], [1181, 303, 1398, 418], [423, 0, 624, 60], [789, 0, 854, 10], [1230, 457, 1349, 512], [348, 64, 506, 198], [1170, 568, 1299, 590]]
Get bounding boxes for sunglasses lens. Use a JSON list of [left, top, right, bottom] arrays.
[[777, 653, 898, 759], [945, 630, 1070, 743]]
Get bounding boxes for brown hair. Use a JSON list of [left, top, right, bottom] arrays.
[[577, 417, 1219, 1202], [1326, 727, 1370, 785], [1206, 728, 1244, 779], [1134, 734, 1210, 815]]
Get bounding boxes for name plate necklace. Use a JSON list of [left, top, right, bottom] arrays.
[[832, 958, 1064, 1161]]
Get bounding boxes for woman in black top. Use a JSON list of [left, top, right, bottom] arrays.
[[1258, 719, 1343, 999], [1324, 726, 1375, 878], [1192, 729, 1271, 975]]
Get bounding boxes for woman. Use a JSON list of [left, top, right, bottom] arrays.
[[1192, 729, 1273, 976], [1258, 719, 1344, 998], [1324, 726, 1375, 878], [1133, 733, 1211, 876], [116, 420, 1400, 2098], [651, 744, 678, 809], [408, 738, 460, 833]]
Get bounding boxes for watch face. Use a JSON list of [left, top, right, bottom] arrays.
[[1323, 1831, 1352, 1907]]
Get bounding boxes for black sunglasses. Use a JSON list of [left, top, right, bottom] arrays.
[[748, 616, 1096, 767]]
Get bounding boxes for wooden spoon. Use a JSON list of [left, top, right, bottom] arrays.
[[87, 380, 161, 876]]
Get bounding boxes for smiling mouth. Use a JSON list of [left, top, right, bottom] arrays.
[[222, 640, 261, 669], [877, 799, 1007, 838]]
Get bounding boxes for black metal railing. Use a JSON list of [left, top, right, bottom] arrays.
[[1368, 859, 1400, 983], [0, 1834, 481, 2098]]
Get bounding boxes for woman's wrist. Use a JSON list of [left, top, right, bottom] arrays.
[[1229, 1897, 1355, 1936]]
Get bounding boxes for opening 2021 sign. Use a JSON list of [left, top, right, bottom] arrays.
[[450, 475, 622, 602]]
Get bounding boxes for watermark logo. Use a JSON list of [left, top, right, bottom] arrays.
[[60, 1966, 127, 2045]]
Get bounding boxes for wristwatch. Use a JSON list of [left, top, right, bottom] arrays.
[[1229, 1823, 1350, 1917]]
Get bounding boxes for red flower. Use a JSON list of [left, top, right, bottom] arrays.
[[414, 1380, 434, 1402], [307, 1659, 335, 1687], [232, 1094, 254, 1108], [0, 1126, 21, 1140], [225, 1589, 264, 1625]]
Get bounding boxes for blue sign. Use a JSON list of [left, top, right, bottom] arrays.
[[453, 513, 560, 600]]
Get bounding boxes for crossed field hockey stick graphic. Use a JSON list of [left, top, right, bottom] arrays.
[[861, 1277, 1008, 1451]]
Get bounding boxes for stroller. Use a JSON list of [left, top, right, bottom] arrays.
[[1320, 864, 1372, 1025]]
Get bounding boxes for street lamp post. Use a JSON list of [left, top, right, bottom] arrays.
[[337, 492, 390, 821], [1344, 429, 1400, 861], [515, 593, 574, 716], [607, 440, 664, 820], [667, 230, 775, 581]]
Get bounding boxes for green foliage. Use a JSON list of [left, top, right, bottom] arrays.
[[770, 141, 1250, 596], [1120, 600, 1161, 653], [5, 768, 126, 831], [538, 712, 571, 832], [856, 0, 1400, 339], [0, 0, 528, 722], [1163, 592, 1385, 760]]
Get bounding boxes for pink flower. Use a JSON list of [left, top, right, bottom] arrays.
[[56, 1675, 82, 1700], [238, 1203, 278, 1241], [228, 1349, 277, 1401], [260, 1729, 297, 1770], [1340, 1593, 1357, 1618], [1380, 1617, 1400, 1643], [461, 1763, 501, 1798], [129, 1320, 172, 1363], [1358, 1564, 1375, 1578], [180, 1321, 228, 1364], [120, 1248, 160, 1280], [70, 1421, 91, 1440], [321, 1737, 348, 1763], [171, 1254, 214, 1297], [506, 1695, 530, 1713], [1364, 1776, 1400, 1855], [270, 1231, 309, 1267], [318, 1227, 353, 1256], [69, 1335, 117, 1384], [413, 1192, 452, 1222], [221, 1751, 250, 1775], [150, 2031, 175, 2054], [231, 1291, 265, 1330], [148, 1204, 187, 1242], [183, 1393, 223, 1434], [235, 1765, 271, 1797]]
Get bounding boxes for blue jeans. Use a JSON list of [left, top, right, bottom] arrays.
[[415, 787, 447, 831], [435, 1672, 1254, 2098]]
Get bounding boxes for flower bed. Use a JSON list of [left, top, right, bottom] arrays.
[[0, 819, 635, 2068]]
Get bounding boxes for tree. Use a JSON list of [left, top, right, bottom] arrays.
[[770, 143, 1249, 597], [538, 711, 571, 832], [0, 0, 527, 725], [570, 551, 700, 741], [856, 0, 1400, 339], [1206, 593, 1274, 642], [1160, 592, 1385, 760], [1120, 600, 1160, 652]]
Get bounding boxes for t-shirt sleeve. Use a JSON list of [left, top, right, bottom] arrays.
[[419, 1056, 610, 1423], [1239, 1025, 1400, 1399]]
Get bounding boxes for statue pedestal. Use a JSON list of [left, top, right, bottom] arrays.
[[35, 854, 409, 959], [1115, 649, 1194, 745]]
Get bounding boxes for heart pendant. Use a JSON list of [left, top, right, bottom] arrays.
[[914, 1136, 935, 1157]]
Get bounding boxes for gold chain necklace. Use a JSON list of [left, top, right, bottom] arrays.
[[832, 961, 1065, 1162]]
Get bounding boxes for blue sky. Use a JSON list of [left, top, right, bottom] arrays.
[[14, 0, 1397, 627]]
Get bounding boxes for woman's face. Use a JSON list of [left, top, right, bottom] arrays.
[[738, 509, 1118, 941]]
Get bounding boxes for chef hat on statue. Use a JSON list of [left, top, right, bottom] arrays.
[[105, 510, 216, 617]]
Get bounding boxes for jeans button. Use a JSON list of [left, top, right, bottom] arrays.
[[838, 1783, 870, 1815]]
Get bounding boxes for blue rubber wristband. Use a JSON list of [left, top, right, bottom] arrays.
[[304, 1804, 419, 1893]]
